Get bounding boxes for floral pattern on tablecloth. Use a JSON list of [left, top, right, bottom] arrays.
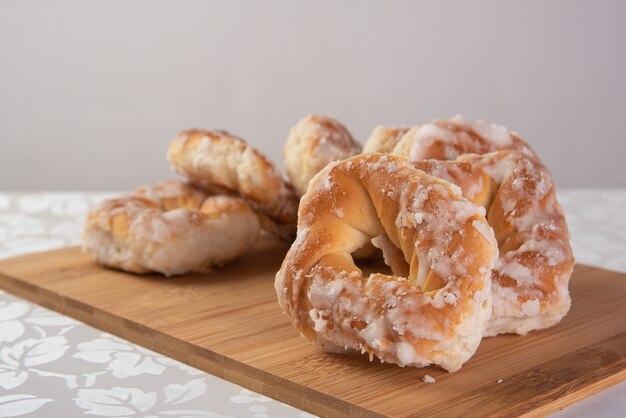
[[0, 190, 625, 417], [0, 193, 313, 418], [0, 290, 310, 418]]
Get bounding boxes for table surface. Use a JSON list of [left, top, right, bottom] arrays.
[[0, 189, 624, 418]]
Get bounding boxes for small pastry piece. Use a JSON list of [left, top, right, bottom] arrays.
[[412, 152, 574, 336], [82, 180, 260, 276], [393, 115, 538, 162], [284, 114, 361, 196], [133, 179, 209, 211], [363, 126, 410, 154], [275, 154, 498, 372], [167, 129, 299, 240]]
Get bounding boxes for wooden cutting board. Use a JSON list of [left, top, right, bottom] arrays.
[[0, 238, 624, 417]]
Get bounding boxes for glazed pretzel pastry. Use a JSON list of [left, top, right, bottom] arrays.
[[392, 115, 539, 162], [275, 154, 498, 372], [363, 126, 410, 154], [409, 151, 574, 336], [168, 129, 298, 240], [284, 114, 362, 196], [82, 180, 260, 276]]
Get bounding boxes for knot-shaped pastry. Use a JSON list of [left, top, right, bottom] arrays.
[[275, 154, 498, 372], [82, 180, 260, 276], [168, 129, 299, 240], [412, 151, 575, 336], [390, 115, 538, 161], [363, 126, 410, 154], [284, 115, 361, 196]]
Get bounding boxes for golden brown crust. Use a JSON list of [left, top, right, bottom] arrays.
[[394, 116, 539, 162], [167, 129, 298, 240], [275, 154, 498, 372], [413, 152, 574, 336]]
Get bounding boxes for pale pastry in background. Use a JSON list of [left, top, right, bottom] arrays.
[[362, 125, 410, 154], [168, 129, 299, 240], [392, 115, 538, 162], [284, 114, 361, 196], [82, 180, 260, 276], [275, 154, 497, 372]]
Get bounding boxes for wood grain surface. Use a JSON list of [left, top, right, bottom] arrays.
[[0, 238, 624, 417]]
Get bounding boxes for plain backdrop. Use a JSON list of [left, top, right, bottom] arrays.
[[1, 0, 625, 190]]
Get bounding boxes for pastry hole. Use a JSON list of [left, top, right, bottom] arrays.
[[351, 241, 379, 260], [355, 247, 393, 277]]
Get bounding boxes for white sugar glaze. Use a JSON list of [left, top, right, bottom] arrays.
[[276, 154, 498, 372]]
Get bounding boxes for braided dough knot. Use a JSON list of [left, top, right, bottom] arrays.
[[168, 129, 299, 240], [387, 115, 538, 161], [276, 154, 499, 371], [284, 115, 362, 196], [82, 180, 260, 276], [413, 151, 574, 336]]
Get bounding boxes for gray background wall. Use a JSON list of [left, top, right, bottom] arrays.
[[1, 0, 624, 190]]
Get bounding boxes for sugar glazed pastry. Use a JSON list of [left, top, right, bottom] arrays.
[[392, 115, 538, 162], [362, 126, 410, 154], [275, 154, 498, 372], [284, 115, 377, 259], [168, 129, 299, 240], [411, 152, 574, 336], [284, 115, 362, 196], [82, 180, 260, 276]]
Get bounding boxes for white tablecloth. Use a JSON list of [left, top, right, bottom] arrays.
[[0, 190, 624, 417]]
